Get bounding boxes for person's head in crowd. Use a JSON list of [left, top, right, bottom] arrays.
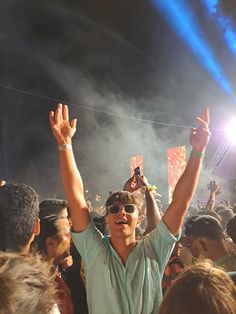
[[159, 260, 236, 314], [217, 207, 234, 230], [105, 190, 143, 211], [197, 209, 222, 223], [181, 215, 201, 259], [227, 215, 236, 243], [187, 215, 229, 261], [0, 252, 58, 314], [105, 191, 142, 237], [36, 215, 71, 266], [39, 199, 70, 220], [0, 183, 40, 253], [172, 241, 182, 257], [215, 204, 228, 213]]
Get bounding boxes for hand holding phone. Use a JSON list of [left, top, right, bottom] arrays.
[[134, 166, 141, 176]]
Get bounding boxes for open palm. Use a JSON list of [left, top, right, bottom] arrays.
[[49, 103, 77, 145]]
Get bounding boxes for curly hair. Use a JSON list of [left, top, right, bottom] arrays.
[[0, 252, 58, 314], [0, 183, 39, 251]]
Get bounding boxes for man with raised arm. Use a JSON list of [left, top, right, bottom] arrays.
[[49, 103, 211, 314]]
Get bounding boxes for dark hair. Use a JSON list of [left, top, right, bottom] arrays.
[[197, 209, 222, 223], [226, 215, 236, 243], [159, 261, 236, 314], [36, 215, 61, 254], [215, 204, 228, 213], [39, 199, 70, 219], [187, 215, 224, 241], [0, 183, 39, 251], [0, 252, 58, 314], [105, 191, 142, 211], [217, 208, 234, 230], [184, 215, 199, 236]]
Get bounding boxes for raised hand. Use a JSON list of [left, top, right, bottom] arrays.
[[123, 175, 149, 192], [123, 176, 137, 192], [60, 255, 73, 269], [49, 103, 77, 145], [190, 108, 211, 152], [209, 181, 221, 195], [135, 175, 150, 190]]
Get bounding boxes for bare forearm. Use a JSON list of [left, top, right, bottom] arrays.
[[163, 107, 210, 235], [49, 104, 90, 231], [59, 148, 90, 231], [172, 154, 202, 207], [164, 154, 203, 235], [60, 152, 84, 199], [205, 192, 216, 211], [143, 189, 161, 235]]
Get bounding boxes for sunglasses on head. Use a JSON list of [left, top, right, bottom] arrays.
[[107, 204, 137, 215]]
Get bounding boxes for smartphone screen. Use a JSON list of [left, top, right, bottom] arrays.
[[130, 155, 144, 177], [134, 166, 141, 176]]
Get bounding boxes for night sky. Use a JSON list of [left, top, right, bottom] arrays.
[[0, 0, 236, 204]]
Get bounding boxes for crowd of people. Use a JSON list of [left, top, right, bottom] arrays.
[[0, 103, 236, 313]]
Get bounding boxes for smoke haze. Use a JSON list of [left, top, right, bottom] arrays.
[[0, 0, 236, 205]]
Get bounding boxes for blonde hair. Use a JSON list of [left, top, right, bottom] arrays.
[[159, 260, 236, 314], [0, 252, 58, 314]]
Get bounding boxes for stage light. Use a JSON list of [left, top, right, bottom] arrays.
[[152, 0, 233, 96], [201, 0, 236, 56], [225, 119, 236, 144]]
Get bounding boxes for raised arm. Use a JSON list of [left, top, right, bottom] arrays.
[[163, 108, 211, 236], [205, 181, 221, 211], [49, 103, 90, 232], [142, 188, 161, 234], [123, 175, 161, 234]]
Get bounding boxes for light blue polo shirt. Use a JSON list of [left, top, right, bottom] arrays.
[[72, 219, 180, 314]]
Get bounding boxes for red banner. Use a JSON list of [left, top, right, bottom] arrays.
[[167, 146, 186, 203]]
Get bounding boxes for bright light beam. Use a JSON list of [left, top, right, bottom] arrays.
[[225, 119, 236, 144], [201, 0, 236, 56], [152, 0, 234, 96]]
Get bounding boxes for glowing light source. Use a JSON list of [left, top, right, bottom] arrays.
[[152, 0, 233, 95], [225, 119, 236, 144]]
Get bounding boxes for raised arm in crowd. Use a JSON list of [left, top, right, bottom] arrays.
[[49, 103, 211, 314], [49, 103, 210, 236]]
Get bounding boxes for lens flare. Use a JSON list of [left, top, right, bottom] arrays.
[[225, 119, 236, 144]]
